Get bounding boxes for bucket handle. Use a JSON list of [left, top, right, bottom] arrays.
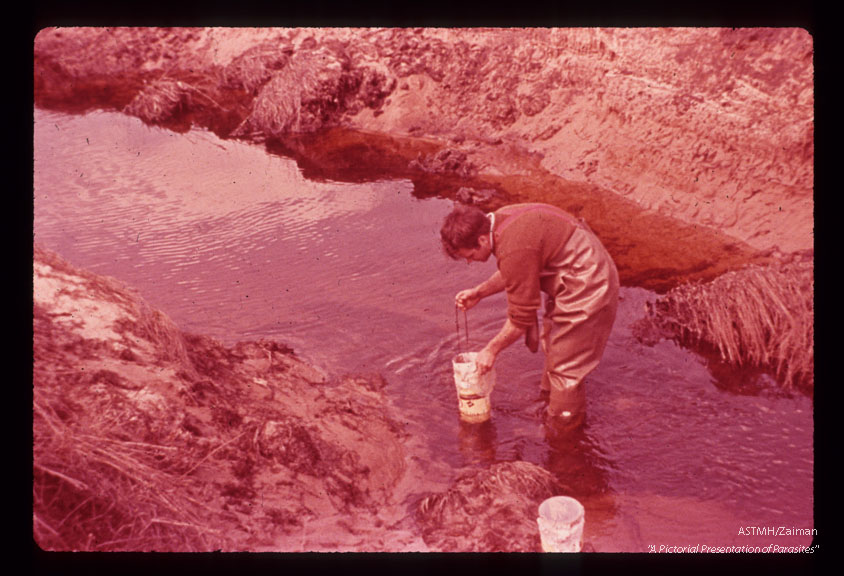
[[455, 304, 469, 353]]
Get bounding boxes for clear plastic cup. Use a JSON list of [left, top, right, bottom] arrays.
[[537, 496, 585, 552]]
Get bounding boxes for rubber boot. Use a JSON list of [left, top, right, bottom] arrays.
[[546, 379, 586, 432]]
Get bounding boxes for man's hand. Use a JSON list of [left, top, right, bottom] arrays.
[[475, 347, 497, 374], [455, 287, 482, 310], [476, 319, 525, 374]]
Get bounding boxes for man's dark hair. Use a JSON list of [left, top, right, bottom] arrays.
[[440, 204, 490, 259]]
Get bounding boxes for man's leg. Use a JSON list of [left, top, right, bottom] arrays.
[[546, 372, 587, 430], [543, 298, 618, 428]]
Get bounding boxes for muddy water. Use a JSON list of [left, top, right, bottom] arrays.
[[33, 108, 814, 552]]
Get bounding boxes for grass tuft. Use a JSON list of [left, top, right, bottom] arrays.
[[33, 386, 228, 551], [643, 253, 813, 391]]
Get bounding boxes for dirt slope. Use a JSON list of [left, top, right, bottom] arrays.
[[33, 245, 422, 551]]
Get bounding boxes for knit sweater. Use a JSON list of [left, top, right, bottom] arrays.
[[491, 204, 581, 328]]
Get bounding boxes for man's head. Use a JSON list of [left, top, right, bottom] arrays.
[[440, 204, 493, 263]]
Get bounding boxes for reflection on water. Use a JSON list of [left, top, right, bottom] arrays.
[[33, 108, 814, 551]]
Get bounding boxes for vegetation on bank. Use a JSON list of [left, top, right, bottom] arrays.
[[637, 251, 814, 393]]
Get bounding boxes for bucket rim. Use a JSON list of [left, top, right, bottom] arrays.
[[538, 496, 585, 521], [452, 351, 478, 364]]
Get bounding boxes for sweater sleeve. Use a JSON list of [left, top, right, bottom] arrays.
[[497, 247, 542, 328]]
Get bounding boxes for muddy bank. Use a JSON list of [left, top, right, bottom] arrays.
[[33, 245, 425, 551]]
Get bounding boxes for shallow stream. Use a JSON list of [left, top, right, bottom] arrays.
[[33, 108, 814, 551]]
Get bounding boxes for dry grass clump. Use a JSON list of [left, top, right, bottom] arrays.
[[230, 47, 393, 140], [124, 78, 223, 125], [645, 252, 813, 391], [32, 392, 226, 551], [232, 51, 342, 138], [123, 79, 192, 123], [417, 461, 562, 551], [222, 43, 292, 94]]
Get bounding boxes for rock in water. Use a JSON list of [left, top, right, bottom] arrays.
[[417, 461, 563, 552]]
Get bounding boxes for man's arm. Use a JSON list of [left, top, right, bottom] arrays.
[[477, 270, 506, 298], [456, 270, 506, 310], [475, 318, 526, 374]]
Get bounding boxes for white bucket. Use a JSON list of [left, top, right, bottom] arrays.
[[537, 496, 585, 552], [452, 352, 495, 423]]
